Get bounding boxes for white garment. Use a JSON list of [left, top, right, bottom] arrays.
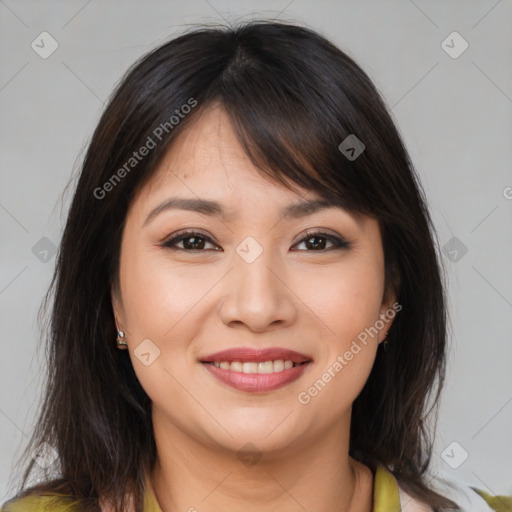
[[397, 472, 495, 512], [398, 486, 435, 511], [429, 471, 495, 511]]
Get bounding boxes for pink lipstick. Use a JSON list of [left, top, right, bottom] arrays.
[[200, 347, 312, 393]]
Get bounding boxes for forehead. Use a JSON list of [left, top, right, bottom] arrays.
[[136, 104, 313, 203], [145, 104, 272, 187], [130, 104, 366, 229]]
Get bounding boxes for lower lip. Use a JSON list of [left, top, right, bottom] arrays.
[[201, 362, 311, 392]]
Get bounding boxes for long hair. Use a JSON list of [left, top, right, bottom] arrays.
[[3, 20, 459, 512]]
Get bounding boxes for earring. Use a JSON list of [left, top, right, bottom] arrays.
[[116, 330, 128, 349], [382, 331, 389, 352]]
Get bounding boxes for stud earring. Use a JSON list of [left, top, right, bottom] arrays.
[[116, 330, 128, 349], [382, 331, 389, 352]]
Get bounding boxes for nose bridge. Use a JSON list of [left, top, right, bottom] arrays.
[[235, 234, 281, 302], [218, 234, 297, 330]]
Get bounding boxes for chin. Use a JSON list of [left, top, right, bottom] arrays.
[[205, 416, 307, 453]]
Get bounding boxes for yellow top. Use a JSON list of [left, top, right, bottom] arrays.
[[2, 464, 510, 511]]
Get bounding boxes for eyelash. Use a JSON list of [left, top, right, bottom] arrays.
[[161, 229, 351, 252]]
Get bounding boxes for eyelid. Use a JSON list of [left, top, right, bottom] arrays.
[[294, 227, 344, 244], [292, 229, 351, 251], [161, 229, 219, 250], [161, 228, 351, 252]]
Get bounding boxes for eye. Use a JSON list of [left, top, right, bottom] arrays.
[[162, 231, 220, 251], [161, 229, 351, 252], [292, 230, 351, 252]]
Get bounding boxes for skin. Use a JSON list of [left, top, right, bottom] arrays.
[[111, 103, 397, 512]]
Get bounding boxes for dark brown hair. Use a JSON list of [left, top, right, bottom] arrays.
[[3, 19, 459, 512]]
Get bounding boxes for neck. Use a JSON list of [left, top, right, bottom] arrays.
[[149, 416, 373, 512]]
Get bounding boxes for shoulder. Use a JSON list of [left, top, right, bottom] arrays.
[[417, 470, 512, 512], [1, 493, 79, 512], [397, 482, 512, 512], [468, 487, 512, 512], [377, 462, 511, 512], [397, 485, 435, 511], [2, 488, 151, 512]]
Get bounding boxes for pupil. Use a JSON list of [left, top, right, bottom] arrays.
[[185, 236, 203, 249], [307, 236, 325, 250]]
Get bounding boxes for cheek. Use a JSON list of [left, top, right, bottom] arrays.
[[295, 255, 384, 403], [300, 255, 385, 342], [118, 244, 223, 399], [119, 245, 211, 340]]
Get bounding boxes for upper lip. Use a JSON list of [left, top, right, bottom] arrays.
[[200, 347, 312, 364]]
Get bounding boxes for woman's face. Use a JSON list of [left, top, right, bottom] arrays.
[[112, 104, 396, 455]]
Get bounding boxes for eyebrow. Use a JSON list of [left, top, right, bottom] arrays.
[[143, 197, 360, 227]]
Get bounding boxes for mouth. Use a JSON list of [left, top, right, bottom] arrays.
[[203, 359, 309, 373], [199, 347, 312, 392]]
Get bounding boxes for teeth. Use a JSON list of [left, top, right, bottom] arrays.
[[208, 359, 303, 373], [257, 361, 274, 374], [231, 361, 243, 372], [273, 359, 284, 372], [243, 362, 258, 374]]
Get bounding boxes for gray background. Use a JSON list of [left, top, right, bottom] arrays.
[[1, 0, 511, 501]]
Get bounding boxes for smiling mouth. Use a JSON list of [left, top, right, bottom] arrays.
[[203, 360, 310, 374], [199, 347, 312, 392], [201, 358, 312, 393]]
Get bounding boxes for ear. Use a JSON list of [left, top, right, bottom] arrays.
[[378, 266, 401, 342], [110, 286, 124, 332]]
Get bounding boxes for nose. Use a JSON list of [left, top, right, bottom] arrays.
[[218, 242, 298, 333]]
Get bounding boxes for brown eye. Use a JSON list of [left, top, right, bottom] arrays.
[[162, 230, 350, 253], [292, 231, 351, 252], [162, 231, 219, 251]]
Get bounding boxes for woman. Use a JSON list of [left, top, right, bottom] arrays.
[[2, 20, 509, 512]]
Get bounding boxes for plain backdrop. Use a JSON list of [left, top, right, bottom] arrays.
[[1, 0, 511, 502]]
